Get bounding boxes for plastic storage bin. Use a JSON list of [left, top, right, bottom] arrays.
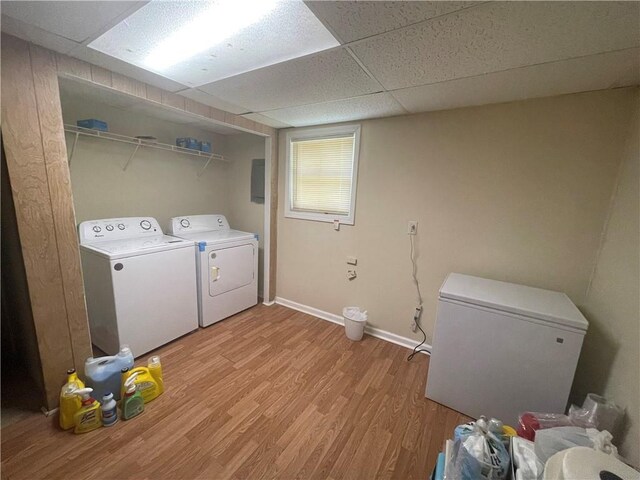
[[176, 137, 199, 150], [77, 119, 108, 131], [343, 307, 367, 341], [199, 141, 212, 153]]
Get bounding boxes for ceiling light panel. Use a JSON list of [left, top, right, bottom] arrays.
[[88, 0, 339, 87]]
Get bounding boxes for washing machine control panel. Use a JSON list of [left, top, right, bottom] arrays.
[[78, 217, 162, 243], [169, 214, 229, 234]]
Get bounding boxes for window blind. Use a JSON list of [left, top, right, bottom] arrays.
[[290, 135, 355, 215]]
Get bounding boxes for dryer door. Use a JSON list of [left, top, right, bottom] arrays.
[[208, 244, 255, 297]]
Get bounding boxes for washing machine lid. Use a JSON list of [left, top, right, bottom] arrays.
[[80, 235, 193, 259], [439, 273, 588, 331], [174, 229, 256, 246]]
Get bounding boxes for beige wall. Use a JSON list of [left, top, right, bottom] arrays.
[[226, 133, 267, 297], [61, 95, 231, 230], [277, 88, 636, 351], [573, 93, 639, 466]]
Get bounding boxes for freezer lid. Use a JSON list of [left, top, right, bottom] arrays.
[[439, 273, 588, 331]]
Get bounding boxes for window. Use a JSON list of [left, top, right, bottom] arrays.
[[285, 124, 360, 225]]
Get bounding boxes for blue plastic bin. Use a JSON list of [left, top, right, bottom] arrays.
[[176, 137, 199, 150], [77, 119, 108, 131], [199, 141, 212, 153]]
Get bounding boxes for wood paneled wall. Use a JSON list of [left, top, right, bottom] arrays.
[[1, 33, 279, 409], [1, 35, 92, 409]]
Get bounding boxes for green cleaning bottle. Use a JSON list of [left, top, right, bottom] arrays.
[[122, 371, 144, 420]]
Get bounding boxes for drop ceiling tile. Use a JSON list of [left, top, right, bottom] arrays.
[[261, 92, 406, 127], [68, 46, 187, 93], [305, 0, 479, 43], [241, 113, 291, 129], [178, 89, 249, 115], [1, 14, 80, 54], [351, 1, 640, 90], [199, 48, 380, 112], [1, 1, 143, 43], [391, 48, 640, 114]]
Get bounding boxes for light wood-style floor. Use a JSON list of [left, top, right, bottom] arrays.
[[1, 304, 470, 480]]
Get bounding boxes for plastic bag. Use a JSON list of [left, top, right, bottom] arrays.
[[587, 428, 619, 457], [342, 307, 368, 322], [516, 412, 573, 441], [448, 438, 483, 480], [534, 426, 593, 464], [568, 393, 623, 434], [511, 436, 544, 480], [449, 424, 510, 480]]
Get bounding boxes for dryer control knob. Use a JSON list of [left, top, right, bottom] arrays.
[[140, 220, 152, 230], [92, 226, 102, 233], [105, 224, 114, 231], [180, 219, 190, 228], [117, 223, 125, 230]]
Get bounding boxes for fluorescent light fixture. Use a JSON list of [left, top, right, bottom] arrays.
[[89, 0, 339, 87], [145, 0, 278, 71]]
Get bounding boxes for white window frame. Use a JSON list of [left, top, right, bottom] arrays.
[[285, 124, 361, 225]]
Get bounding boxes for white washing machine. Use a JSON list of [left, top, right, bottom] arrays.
[[79, 217, 199, 356], [168, 214, 258, 327]]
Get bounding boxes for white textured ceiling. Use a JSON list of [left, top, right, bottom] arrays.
[[305, 1, 479, 43], [198, 48, 382, 112], [349, 1, 640, 90], [2, 1, 639, 129]]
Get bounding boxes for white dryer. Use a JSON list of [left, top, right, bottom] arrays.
[[168, 214, 258, 327], [79, 217, 199, 356]]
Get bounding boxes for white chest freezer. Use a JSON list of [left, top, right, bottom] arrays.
[[425, 273, 588, 426]]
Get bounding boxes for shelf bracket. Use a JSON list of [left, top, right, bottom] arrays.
[[122, 143, 140, 171], [68, 132, 80, 165], [197, 154, 215, 177]]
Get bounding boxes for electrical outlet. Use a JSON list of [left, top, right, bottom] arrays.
[[408, 221, 418, 235]]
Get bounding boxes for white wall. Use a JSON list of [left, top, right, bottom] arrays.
[[277, 88, 636, 349], [61, 95, 231, 230], [225, 133, 266, 297], [572, 93, 639, 466]]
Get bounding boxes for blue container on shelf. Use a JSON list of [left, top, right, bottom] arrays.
[[199, 141, 212, 153], [77, 119, 108, 131], [176, 137, 199, 150]]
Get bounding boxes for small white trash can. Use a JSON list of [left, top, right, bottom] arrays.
[[343, 307, 368, 341]]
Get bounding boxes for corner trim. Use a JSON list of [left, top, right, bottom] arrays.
[[275, 297, 431, 354]]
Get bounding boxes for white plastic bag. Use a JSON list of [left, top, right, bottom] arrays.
[[449, 425, 510, 480], [534, 426, 593, 464], [587, 428, 619, 457], [511, 436, 544, 480]]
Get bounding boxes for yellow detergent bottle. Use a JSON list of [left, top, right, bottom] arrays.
[[59, 368, 85, 430], [73, 388, 102, 434], [147, 356, 164, 395], [121, 361, 163, 403]]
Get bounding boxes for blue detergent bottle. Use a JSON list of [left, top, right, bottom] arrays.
[[84, 345, 134, 401]]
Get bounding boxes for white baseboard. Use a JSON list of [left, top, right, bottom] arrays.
[[275, 297, 431, 354], [262, 300, 275, 306]]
